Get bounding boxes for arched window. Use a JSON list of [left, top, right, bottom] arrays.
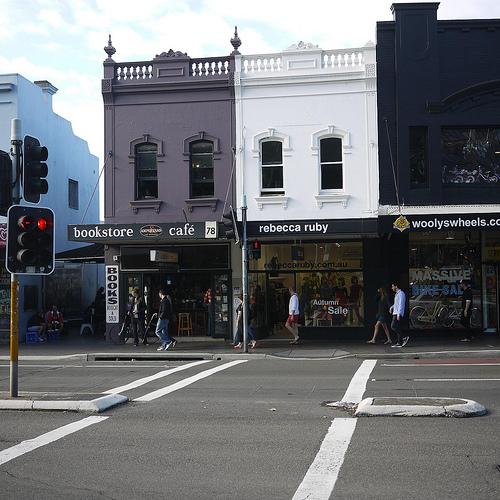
[[135, 143, 158, 200], [261, 140, 284, 194], [320, 137, 343, 190], [190, 140, 214, 198]]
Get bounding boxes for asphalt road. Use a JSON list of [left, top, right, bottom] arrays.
[[0, 357, 499, 499]]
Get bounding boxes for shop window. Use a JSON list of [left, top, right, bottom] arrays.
[[409, 232, 481, 330], [190, 140, 214, 198], [68, 179, 79, 209], [261, 140, 284, 195], [135, 143, 158, 200], [249, 242, 364, 329], [320, 138, 343, 190], [409, 127, 428, 189], [442, 127, 500, 185]]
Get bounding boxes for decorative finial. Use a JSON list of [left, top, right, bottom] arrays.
[[230, 26, 241, 55], [104, 34, 116, 60]]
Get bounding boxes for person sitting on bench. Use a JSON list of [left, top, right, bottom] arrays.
[[45, 305, 64, 336]]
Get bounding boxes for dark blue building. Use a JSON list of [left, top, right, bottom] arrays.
[[377, 2, 500, 335]]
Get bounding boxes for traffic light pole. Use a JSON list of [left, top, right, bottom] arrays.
[[10, 118, 22, 397], [241, 195, 249, 354]]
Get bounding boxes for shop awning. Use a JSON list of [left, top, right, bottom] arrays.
[[55, 243, 104, 263]]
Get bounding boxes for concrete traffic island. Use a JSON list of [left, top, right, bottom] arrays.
[[0, 392, 128, 412], [355, 397, 487, 418]]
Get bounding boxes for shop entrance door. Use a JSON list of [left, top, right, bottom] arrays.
[[483, 264, 499, 333], [266, 273, 295, 339]]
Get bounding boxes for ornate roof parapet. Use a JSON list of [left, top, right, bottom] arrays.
[[230, 26, 241, 55], [104, 34, 116, 61], [284, 41, 320, 51], [154, 49, 189, 59]]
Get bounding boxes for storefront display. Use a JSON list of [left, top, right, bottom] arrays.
[[249, 242, 365, 337], [408, 232, 481, 330]]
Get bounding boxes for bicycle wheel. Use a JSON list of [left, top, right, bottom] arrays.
[[470, 308, 481, 329], [409, 306, 426, 329], [437, 306, 454, 328]]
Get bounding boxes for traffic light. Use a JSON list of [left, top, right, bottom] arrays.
[[0, 150, 12, 216], [23, 135, 48, 203], [6, 205, 55, 275], [221, 207, 239, 243], [250, 240, 261, 260]]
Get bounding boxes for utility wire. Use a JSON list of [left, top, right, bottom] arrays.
[[80, 152, 111, 224], [384, 118, 401, 213]]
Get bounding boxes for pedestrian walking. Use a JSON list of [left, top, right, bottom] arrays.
[[131, 287, 146, 346], [155, 289, 177, 351], [285, 286, 300, 344], [204, 288, 216, 337], [233, 295, 257, 349], [459, 279, 474, 342], [366, 287, 392, 344], [390, 282, 408, 347]]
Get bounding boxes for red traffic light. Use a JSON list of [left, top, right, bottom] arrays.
[[37, 217, 48, 231], [252, 240, 261, 249]]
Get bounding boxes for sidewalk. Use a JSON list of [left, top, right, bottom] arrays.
[[1, 331, 499, 360]]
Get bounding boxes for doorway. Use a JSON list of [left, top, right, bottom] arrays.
[[483, 264, 499, 333]]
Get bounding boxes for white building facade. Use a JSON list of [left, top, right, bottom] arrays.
[[234, 42, 380, 340], [0, 74, 101, 339]]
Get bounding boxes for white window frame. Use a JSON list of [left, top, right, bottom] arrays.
[[311, 125, 352, 208], [251, 129, 292, 209]]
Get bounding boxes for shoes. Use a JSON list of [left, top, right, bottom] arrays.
[[460, 338, 472, 342], [233, 343, 242, 349], [384, 340, 392, 345], [157, 344, 166, 351], [38, 338, 45, 342], [366, 340, 376, 344], [401, 336, 410, 347], [170, 340, 177, 349], [134, 343, 139, 347], [290, 340, 299, 345], [250, 341, 257, 349], [391, 343, 402, 348], [164, 342, 172, 350]]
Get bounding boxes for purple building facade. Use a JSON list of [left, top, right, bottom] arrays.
[[70, 34, 241, 340]]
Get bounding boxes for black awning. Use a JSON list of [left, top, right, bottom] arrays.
[[55, 243, 104, 263]]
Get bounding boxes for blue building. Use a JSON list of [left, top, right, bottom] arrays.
[[377, 3, 500, 336], [0, 74, 101, 340]]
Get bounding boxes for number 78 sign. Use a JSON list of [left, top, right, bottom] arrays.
[[204, 221, 217, 239]]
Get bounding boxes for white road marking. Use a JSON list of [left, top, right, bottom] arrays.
[[292, 360, 377, 500], [382, 363, 500, 367], [134, 360, 248, 402], [341, 359, 377, 403], [103, 360, 211, 394], [413, 378, 500, 382], [0, 416, 108, 466], [292, 418, 357, 500]]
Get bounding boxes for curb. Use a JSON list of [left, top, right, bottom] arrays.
[[353, 349, 500, 360], [0, 393, 128, 413], [354, 396, 487, 417]]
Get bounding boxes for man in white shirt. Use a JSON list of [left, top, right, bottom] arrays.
[[390, 282, 408, 347], [285, 287, 300, 345]]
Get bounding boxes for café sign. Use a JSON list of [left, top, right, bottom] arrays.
[[68, 222, 218, 243]]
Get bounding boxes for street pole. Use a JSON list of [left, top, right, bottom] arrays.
[[241, 194, 248, 354], [10, 118, 22, 397]]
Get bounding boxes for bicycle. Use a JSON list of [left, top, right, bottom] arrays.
[[409, 301, 449, 329], [109, 313, 160, 345]]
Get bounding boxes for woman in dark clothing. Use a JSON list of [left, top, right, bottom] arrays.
[[366, 287, 392, 344], [131, 287, 146, 346]]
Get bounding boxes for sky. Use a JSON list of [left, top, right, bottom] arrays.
[[1, 0, 500, 170]]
